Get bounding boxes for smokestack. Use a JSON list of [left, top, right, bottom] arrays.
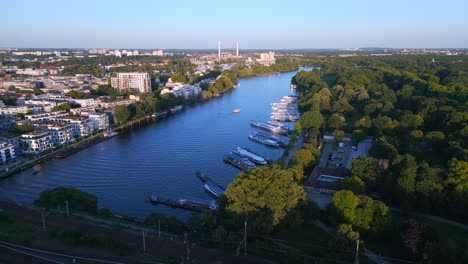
[[236, 40, 239, 56], [218, 41, 221, 60]]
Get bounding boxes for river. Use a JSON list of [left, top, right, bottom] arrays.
[[0, 69, 308, 220]]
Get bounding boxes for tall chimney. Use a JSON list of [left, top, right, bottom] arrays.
[[236, 40, 239, 56], [218, 41, 221, 60]]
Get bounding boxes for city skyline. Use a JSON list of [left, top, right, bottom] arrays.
[[2, 0, 468, 49]]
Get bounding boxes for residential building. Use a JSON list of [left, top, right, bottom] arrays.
[[160, 84, 202, 99], [99, 99, 134, 109], [52, 117, 94, 137], [21, 131, 53, 154], [0, 141, 15, 166], [0, 106, 29, 115], [72, 98, 97, 107], [0, 131, 21, 153], [111, 72, 151, 93], [25, 111, 68, 122], [31, 122, 73, 145], [88, 113, 109, 131]]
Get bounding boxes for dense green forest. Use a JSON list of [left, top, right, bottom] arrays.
[[289, 54, 467, 263]]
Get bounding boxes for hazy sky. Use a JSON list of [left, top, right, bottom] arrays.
[[2, 0, 467, 49]]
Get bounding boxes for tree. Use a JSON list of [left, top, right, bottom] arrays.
[[329, 224, 360, 261], [446, 158, 468, 192], [15, 123, 34, 134], [294, 149, 316, 169], [299, 110, 323, 143], [351, 130, 366, 146], [329, 190, 389, 232], [329, 190, 360, 225], [400, 220, 438, 260], [224, 166, 306, 227], [113, 105, 131, 125], [328, 113, 345, 130], [33, 87, 44, 95], [52, 103, 71, 112], [400, 112, 424, 129], [34, 187, 97, 214], [342, 176, 365, 194], [170, 73, 187, 83], [350, 155, 378, 187]]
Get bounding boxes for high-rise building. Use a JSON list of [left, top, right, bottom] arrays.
[[111, 72, 151, 93]]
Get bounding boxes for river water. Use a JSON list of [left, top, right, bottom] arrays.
[[0, 69, 307, 220]]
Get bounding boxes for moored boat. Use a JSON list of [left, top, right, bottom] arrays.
[[104, 131, 118, 138], [235, 146, 268, 165], [248, 134, 280, 147], [203, 183, 225, 198], [170, 105, 183, 113]]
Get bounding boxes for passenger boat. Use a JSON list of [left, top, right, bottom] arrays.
[[248, 134, 280, 147], [233, 108, 241, 113], [103, 131, 118, 138], [250, 120, 290, 135], [255, 131, 281, 141], [235, 146, 268, 165], [223, 152, 256, 170], [170, 105, 183, 113], [267, 120, 291, 131]]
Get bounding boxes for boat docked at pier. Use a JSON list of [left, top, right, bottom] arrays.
[[149, 195, 218, 212], [248, 133, 280, 148], [223, 152, 256, 170], [195, 171, 226, 198], [170, 105, 183, 113], [104, 130, 118, 138], [255, 132, 287, 148], [235, 146, 268, 165], [267, 121, 291, 131], [249, 120, 290, 135]]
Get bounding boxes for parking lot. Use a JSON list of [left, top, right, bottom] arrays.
[[346, 139, 373, 167], [319, 138, 372, 169]]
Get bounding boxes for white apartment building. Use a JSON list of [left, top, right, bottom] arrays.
[[21, 131, 53, 154], [25, 111, 68, 122], [0, 106, 29, 115], [31, 122, 73, 145], [153, 50, 163, 56], [99, 99, 134, 109], [72, 99, 97, 107], [52, 117, 94, 137], [88, 113, 109, 131], [45, 123, 73, 145], [0, 141, 16, 166], [160, 84, 202, 99], [0, 132, 21, 153], [111, 72, 151, 93]]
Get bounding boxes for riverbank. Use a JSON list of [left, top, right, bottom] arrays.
[[0, 113, 169, 180]]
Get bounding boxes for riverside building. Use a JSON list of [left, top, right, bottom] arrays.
[[111, 72, 151, 93]]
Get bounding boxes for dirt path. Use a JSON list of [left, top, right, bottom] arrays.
[[284, 133, 304, 168]]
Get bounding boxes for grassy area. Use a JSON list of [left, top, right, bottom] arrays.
[[0, 212, 37, 245], [50, 229, 137, 257], [365, 210, 468, 261]]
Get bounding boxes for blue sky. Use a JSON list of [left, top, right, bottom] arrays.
[[2, 0, 467, 49]]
